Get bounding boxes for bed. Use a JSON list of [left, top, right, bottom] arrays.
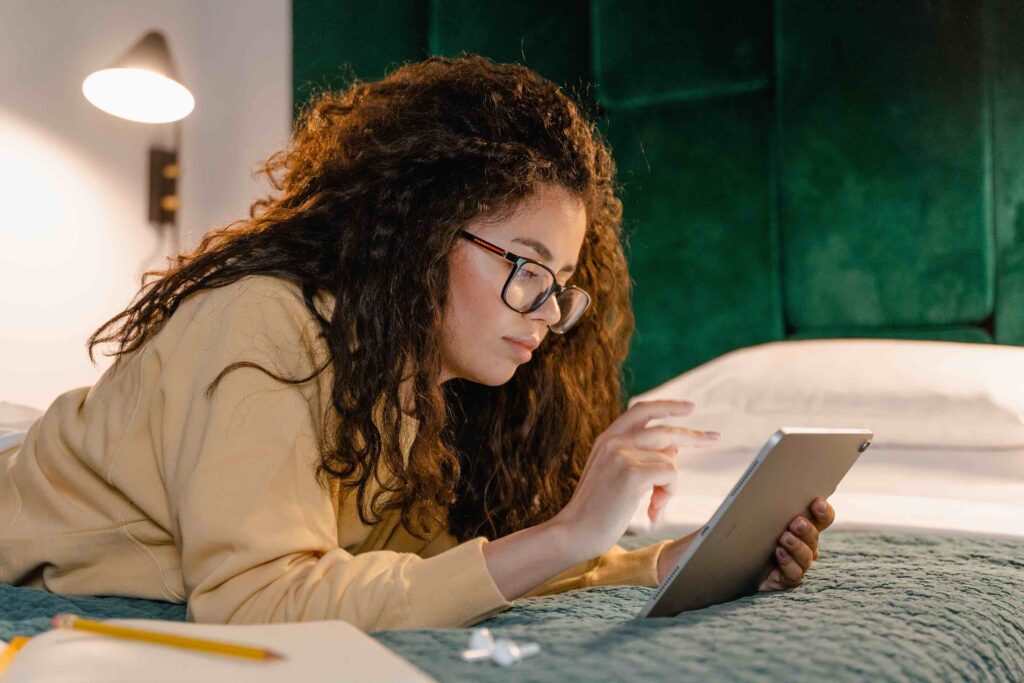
[[2, 338, 1024, 680], [2, 528, 1022, 680]]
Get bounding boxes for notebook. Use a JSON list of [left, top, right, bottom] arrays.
[[0, 618, 437, 682]]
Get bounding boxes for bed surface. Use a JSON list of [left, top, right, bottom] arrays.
[[630, 442, 1024, 539], [3, 527, 1022, 681]]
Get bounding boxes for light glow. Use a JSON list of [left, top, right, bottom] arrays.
[[82, 68, 194, 123]]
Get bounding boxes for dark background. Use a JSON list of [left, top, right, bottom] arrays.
[[292, 0, 1024, 395]]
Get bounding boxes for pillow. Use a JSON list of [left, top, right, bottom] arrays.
[[627, 339, 1024, 451], [0, 400, 43, 453]]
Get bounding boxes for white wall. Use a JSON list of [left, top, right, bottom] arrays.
[[0, 0, 292, 411]]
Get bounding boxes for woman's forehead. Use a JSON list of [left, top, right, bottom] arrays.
[[477, 186, 586, 269]]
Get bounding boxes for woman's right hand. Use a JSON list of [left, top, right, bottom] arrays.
[[549, 399, 721, 564]]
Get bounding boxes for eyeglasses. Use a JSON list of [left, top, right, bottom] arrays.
[[458, 230, 591, 334]]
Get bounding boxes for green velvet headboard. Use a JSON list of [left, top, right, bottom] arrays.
[[292, 0, 1024, 395]]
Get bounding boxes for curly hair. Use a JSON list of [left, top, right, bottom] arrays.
[[86, 53, 634, 543]]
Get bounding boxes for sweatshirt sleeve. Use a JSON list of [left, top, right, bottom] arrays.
[[154, 278, 513, 631], [521, 540, 673, 598]]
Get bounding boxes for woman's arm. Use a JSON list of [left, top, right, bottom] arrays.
[[483, 519, 672, 600], [519, 539, 674, 598], [484, 522, 675, 599], [481, 518, 576, 600]]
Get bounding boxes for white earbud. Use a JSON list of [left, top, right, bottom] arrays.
[[459, 626, 541, 666], [459, 627, 496, 661], [492, 638, 541, 667], [468, 627, 495, 652]]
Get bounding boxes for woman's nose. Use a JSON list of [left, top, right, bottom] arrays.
[[530, 292, 562, 327]]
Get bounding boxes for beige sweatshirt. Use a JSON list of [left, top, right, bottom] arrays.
[[0, 274, 670, 632]]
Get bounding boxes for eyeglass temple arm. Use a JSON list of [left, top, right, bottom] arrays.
[[460, 230, 520, 266]]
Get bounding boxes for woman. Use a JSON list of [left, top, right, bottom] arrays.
[[0, 54, 834, 631]]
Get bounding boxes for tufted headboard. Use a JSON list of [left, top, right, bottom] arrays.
[[292, 0, 1024, 395]]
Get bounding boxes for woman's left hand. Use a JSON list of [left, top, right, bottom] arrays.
[[655, 497, 836, 589], [758, 496, 835, 591]]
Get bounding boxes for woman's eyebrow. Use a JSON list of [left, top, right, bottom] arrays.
[[512, 236, 576, 274]]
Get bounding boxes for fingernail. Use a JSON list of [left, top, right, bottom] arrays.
[[777, 547, 789, 559], [783, 532, 797, 546], [794, 519, 808, 532], [815, 501, 827, 514]]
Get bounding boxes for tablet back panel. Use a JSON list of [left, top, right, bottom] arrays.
[[638, 428, 871, 618]]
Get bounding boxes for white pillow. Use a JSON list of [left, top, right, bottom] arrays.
[[0, 400, 43, 453], [628, 339, 1024, 451]]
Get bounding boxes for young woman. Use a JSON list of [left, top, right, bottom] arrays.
[[0, 54, 835, 631]]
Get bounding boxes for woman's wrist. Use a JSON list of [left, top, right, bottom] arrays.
[[656, 529, 699, 584], [481, 516, 584, 601], [656, 537, 679, 584]]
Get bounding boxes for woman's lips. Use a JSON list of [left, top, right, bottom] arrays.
[[503, 337, 533, 361]]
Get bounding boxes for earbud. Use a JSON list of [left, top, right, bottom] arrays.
[[459, 627, 541, 665], [492, 638, 540, 667], [468, 627, 495, 653]]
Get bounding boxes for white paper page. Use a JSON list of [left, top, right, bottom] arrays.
[[2, 619, 435, 683]]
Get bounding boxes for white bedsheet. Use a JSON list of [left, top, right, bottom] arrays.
[[629, 441, 1024, 538]]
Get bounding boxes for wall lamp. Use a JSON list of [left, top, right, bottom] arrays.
[[82, 30, 194, 253]]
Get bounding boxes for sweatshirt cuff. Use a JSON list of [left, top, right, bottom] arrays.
[[595, 539, 674, 588], [402, 536, 513, 629]]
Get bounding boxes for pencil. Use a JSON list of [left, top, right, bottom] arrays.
[[0, 637, 31, 677], [51, 614, 285, 662]]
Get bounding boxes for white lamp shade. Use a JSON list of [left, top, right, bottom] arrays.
[[83, 68, 194, 123], [82, 31, 194, 124]]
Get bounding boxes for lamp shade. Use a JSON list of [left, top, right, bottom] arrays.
[[82, 31, 194, 124]]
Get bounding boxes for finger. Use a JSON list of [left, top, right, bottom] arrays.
[[611, 426, 721, 453], [789, 516, 820, 560], [811, 497, 836, 531], [759, 567, 785, 592], [646, 461, 679, 500], [609, 400, 696, 437], [628, 458, 679, 493], [648, 484, 673, 523], [774, 545, 805, 587], [779, 531, 814, 572], [637, 468, 678, 524]]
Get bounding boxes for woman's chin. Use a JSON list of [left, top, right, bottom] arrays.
[[469, 363, 520, 386]]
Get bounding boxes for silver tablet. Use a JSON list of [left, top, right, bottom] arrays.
[[637, 427, 872, 618]]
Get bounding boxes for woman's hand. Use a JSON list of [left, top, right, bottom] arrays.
[[759, 497, 835, 591], [655, 497, 837, 588], [549, 400, 720, 566]]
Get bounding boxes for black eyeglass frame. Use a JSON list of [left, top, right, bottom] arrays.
[[457, 229, 591, 332]]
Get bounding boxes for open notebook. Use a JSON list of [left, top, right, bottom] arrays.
[[0, 618, 436, 682]]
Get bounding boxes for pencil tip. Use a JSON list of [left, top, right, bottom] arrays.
[[265, 651, 286, 661]]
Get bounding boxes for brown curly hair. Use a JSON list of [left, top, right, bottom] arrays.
[[86, 53, 634, 543]]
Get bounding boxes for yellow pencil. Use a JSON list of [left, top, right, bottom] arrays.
[[51, 614, 285, 662], [0, 636, 31, 677]]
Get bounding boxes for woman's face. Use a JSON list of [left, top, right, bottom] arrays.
[[440, 183, 587, 386]]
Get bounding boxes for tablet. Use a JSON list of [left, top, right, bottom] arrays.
[[637, 427, 872, 618]]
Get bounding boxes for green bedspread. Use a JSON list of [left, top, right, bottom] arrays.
[[2, 528, 1022, 681]]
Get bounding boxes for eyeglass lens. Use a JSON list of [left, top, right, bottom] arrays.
[[505, 262, 589, 332]]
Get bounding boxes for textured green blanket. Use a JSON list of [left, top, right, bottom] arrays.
[[2, 529, 1022, 681]]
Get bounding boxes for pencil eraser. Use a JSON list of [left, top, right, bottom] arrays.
[[51, 613, 73, 628]]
